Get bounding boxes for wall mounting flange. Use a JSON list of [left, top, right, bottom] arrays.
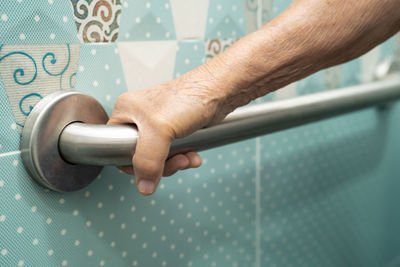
[[21, 91, 108, 192]]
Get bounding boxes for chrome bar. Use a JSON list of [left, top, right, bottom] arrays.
[[60, 77, 400, 166]]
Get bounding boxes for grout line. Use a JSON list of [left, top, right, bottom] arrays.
[[0, 150, 21, 158], [255, 138, 261, 267]]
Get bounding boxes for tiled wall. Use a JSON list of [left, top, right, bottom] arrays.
[[1, 1, 400, 267]]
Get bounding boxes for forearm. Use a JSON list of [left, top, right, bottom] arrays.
[[198, 0, 400, 113], [110, 0, 400, 195]]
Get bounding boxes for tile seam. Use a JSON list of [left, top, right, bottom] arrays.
[[0, 150, 21, 158]]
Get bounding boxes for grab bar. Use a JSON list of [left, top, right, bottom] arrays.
[[60, 78, 400, 166], [21, 65, 400, 192]]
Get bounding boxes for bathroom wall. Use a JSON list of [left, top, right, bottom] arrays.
[[1, 1, 400, 267]]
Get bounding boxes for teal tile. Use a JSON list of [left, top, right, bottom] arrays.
[[205, 0, 247, 39], [259, 104, 400, 267], [75, 43, 127, 115], [0, 142, 256, 267], [271, 0, 293, 18], [174, 40, 205, 78], [157, 140, 257, 267], [380, 38, 395, 60], [119, 0, 176, 41], [340, 58, 361, 87], [0, 0, 79, 44], [297, 71, 324, 95]]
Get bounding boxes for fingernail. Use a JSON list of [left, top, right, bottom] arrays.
[[137, 180, 155, 195]]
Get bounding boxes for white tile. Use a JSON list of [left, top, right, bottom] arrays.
[[170, 0, 210, 40], [118, 41, 177, 91]]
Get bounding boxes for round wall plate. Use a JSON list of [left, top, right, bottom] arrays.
[[21, 91, 109, 192]]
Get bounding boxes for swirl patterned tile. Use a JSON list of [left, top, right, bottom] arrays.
[[70, 0, 122, 43], [119, 0, 176, 41], [205, 39, 237, 60], [0, 44, 80, 131], [0, 0, 79, 44]]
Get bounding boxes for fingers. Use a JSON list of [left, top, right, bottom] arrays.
[[163, 154, 190, 177], [133, 127, 171, 196], [186, 152, 202, 168], [163, 152, 202, 177]]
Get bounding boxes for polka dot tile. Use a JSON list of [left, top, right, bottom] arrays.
[[75, 43, 127, 115], [205, 0, 247, 39], [174, 41, 205, 78], [0, 141, 257, 267], [0, 0, 79, 44], [119, 0, 176, 41], [0, 1, 400, 267], [259, 104, 400, 267]]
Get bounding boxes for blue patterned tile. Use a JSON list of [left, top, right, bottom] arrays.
[[340, 58, 361, 87], [119, 0, 176, 41], [0, 142, 256, 267], [0, 0, 79, 44], [75, 43, 127, 115], [205, 0, 247, 39], [297, 71, 324, 95], [258, 106, 400, 267], [174, 40, 205, 78]]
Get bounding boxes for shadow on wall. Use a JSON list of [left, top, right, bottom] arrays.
[[16, 107, 391, 266], [259, 108, 391, 267], [262, 109, 389, 215]]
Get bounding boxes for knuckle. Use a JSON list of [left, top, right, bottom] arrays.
[[147, 116, 176, 139], [115, 93, 128, 106], [115, 92, 137, 108], [133, 157, 162, 179]]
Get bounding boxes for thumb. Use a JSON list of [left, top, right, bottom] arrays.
[[133, 125, 172, 195]]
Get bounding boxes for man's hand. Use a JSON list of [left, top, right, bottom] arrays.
[[107, 68, 228, 195], [108, 0, 400, 196]]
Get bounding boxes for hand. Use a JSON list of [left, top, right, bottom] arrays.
[[107, 68, 229, 196]]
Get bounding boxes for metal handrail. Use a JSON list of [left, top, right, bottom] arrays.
[[21, 75, 400, 192], [60, 78, 400, 166]]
